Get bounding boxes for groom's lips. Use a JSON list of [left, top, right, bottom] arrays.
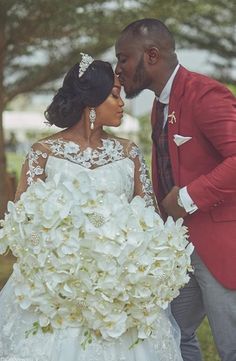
[[119, 78, 125, 86]]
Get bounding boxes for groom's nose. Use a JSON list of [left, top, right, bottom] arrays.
[[115, 63, 121, 76]]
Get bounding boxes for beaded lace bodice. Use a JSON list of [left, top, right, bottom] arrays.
[[15, 137, 155, 207]]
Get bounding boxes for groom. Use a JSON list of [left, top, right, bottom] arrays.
[[115, 18, 236, 361]]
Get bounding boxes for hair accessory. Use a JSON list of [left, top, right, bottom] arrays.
[[78, 53, 94, 78], [89, 108, 96, 130]]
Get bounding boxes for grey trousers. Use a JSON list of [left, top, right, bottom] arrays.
[[171, 250, 236, 361]]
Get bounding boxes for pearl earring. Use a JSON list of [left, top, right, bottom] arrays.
[[89, 108, 96, 130]]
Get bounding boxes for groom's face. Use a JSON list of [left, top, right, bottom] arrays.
[[115, 37, 151, 99]]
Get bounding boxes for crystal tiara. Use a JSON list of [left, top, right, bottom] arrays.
[[78, 52, 94, 78]]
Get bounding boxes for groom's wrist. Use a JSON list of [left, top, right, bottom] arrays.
[[177, 191, 184, 208], [179, 187, 198, 214]]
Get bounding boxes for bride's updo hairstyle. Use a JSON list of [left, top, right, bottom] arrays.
[[44, 60, 114, 128]]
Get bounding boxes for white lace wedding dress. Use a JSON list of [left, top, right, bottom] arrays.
[[0, 137, 182, 361]]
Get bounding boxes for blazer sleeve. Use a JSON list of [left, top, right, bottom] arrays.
[[187, 84, 236, 211]]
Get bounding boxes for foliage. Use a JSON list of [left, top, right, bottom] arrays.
[[6, 152, 24, 180], [197, 319, 220, 361], [0, 254, 15, 289], [140, 0, 236, 86], [174, 0, 236, 86], [1, 0, 147, 105], [228, 85, 236, 95]]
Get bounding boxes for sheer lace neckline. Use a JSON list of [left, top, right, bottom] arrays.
[[20, 137, 155, 207], [40, 137, 126, 169], [42, 137, 123, 152]]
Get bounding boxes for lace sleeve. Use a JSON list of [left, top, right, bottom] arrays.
[[14, 142, 49, 201], [127, 142, 159, 211]]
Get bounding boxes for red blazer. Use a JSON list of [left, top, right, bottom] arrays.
[[151, 66, 236, 289]]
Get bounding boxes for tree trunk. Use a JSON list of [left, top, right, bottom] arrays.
[[0, 14, 8, 219]]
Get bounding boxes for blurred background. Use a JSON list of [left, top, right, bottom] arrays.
[[1, 1, 236, 359]]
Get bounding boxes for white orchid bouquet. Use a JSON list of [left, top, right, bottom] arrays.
[[0, 171, 193, 345]]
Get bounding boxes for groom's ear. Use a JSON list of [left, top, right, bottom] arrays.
[[145, 47, 160, 65]]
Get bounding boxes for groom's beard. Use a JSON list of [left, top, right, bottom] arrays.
[[125, 57, 151, 99]]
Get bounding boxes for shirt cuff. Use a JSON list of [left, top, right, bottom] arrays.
[[179, 187, 198, 214]]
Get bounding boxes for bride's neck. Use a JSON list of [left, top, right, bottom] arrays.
[[60, 118, 108, 147]]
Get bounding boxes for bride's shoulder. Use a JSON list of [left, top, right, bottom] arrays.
[[36, 131, 64, 145], [30, 131, 67, 153], [110, 135, 139, 151]]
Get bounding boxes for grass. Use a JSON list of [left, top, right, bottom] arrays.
[[0, 254, 15, 289], [6, 151, 25, 180], [197, 320, 220, 361]]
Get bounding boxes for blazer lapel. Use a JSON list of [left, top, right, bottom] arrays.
[[168, 66, 188, 185], [151, 99, 160, 197]]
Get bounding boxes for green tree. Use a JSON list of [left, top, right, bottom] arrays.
[[141, 0, 236, 85], [0, 0, 142, 217], [175, 0, 236, 86]]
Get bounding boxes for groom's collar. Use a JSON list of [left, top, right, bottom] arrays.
[[156, 64, 180, 105]]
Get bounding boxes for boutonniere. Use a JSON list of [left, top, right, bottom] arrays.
[[168, 111, 176, 124]]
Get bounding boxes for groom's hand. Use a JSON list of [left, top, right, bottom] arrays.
[[161, 186, 188, 220]]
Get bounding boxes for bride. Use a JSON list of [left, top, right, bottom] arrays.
[[0, 54, 187, 361]]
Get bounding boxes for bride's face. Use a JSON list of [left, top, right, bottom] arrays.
[[95, 76, 124, 128]]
